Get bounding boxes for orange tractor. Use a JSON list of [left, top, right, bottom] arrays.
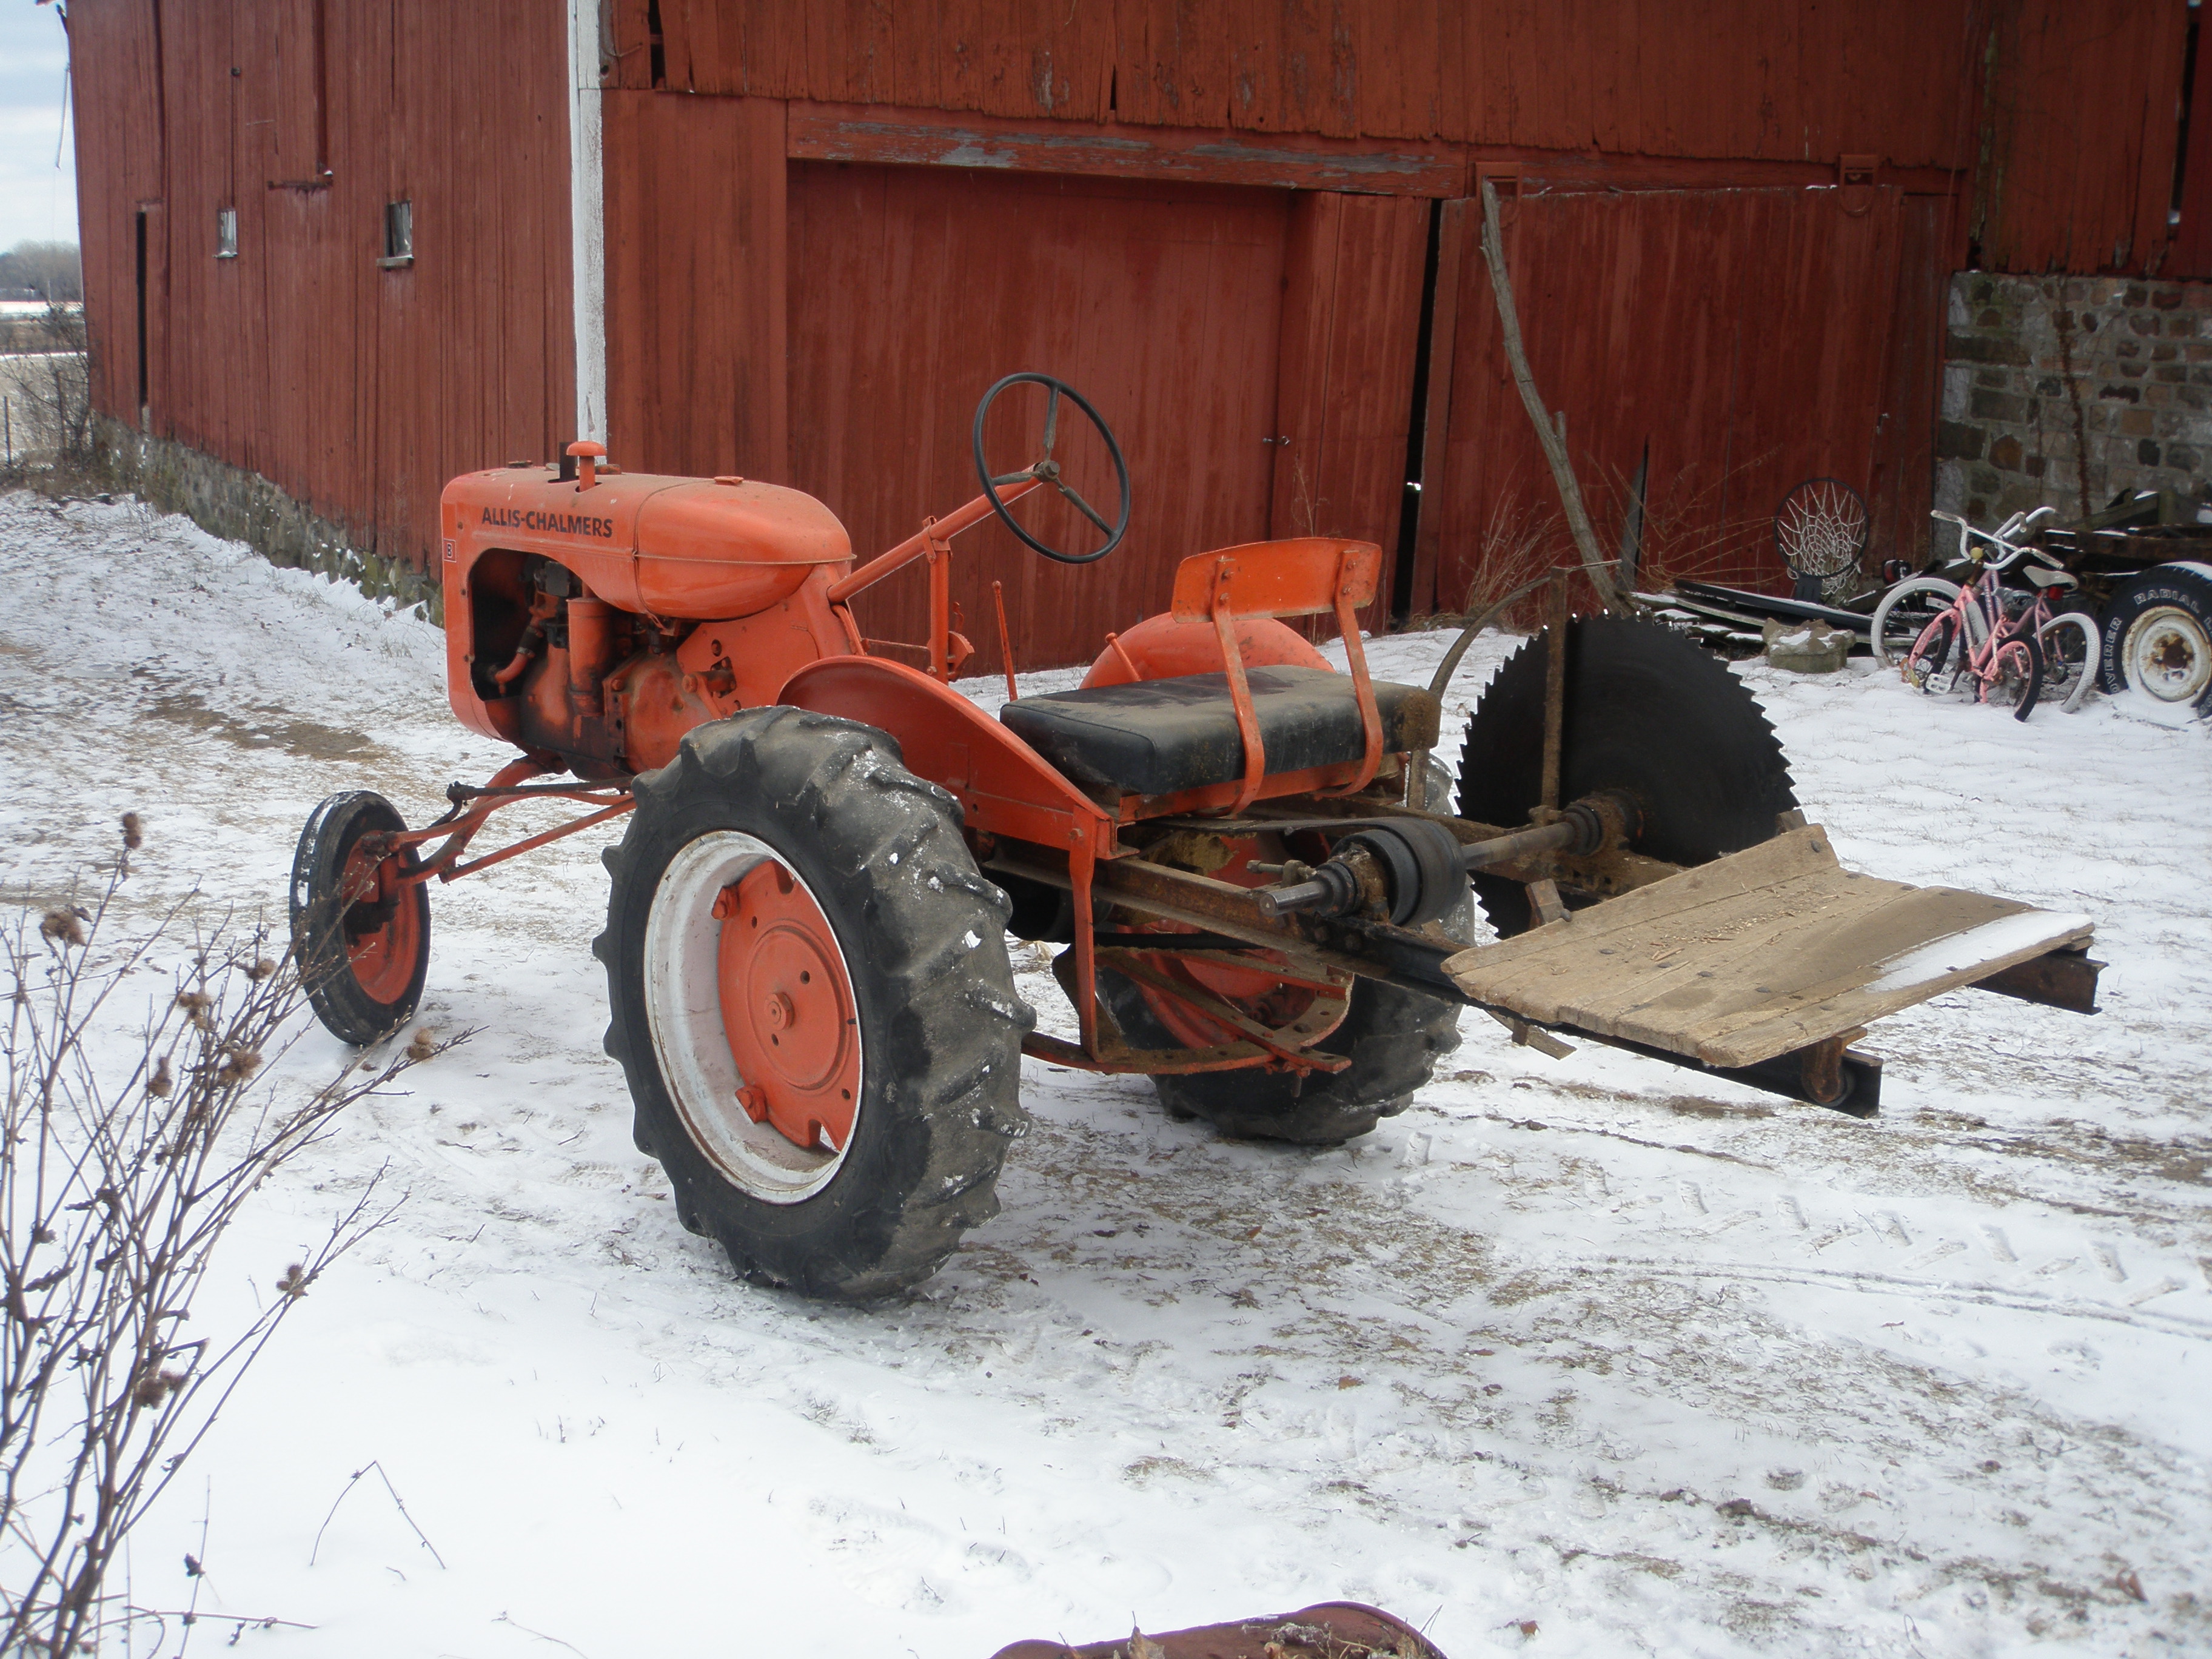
[[291, 376, 2102, 1299]]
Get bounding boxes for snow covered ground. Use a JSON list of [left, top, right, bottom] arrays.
[[1, 491, 2207, 1658]]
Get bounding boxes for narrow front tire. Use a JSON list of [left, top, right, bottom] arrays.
[[289, 791, 432, 1047]]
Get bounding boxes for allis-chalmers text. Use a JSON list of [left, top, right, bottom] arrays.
[[479, 506, 615, 538]]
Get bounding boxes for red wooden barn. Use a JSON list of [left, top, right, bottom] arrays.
[[62, 1, 2210, 670]]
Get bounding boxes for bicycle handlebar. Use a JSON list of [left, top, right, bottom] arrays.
[[1926, 508, 2066, 571]]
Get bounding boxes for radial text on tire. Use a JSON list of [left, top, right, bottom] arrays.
[[290, 791, 433, 1047], [596, 707, 1035, 1301]]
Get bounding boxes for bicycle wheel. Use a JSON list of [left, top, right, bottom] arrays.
[[2035, 609, 2099, 714], [1871, 577, 1963, 668], [1904, 614, 1962, 695], [1982, 634, 2043, 721]]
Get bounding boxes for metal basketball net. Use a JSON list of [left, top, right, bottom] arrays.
[[1777, 482, 1868, 580]]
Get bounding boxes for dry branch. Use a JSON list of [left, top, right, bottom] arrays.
[[0, 823, 452, 1657], [1476, 181, 1632, 614]]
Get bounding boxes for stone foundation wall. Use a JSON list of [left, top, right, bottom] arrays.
[[94, 417, 441, 620], [1937, 273, 2212, 543]]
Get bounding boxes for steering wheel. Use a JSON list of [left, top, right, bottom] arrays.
[[972, 372, 1131, 565]]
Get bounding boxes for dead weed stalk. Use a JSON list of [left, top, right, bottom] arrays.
[[0, 819, 445, 1657]]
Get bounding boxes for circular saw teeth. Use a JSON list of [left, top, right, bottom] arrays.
[[1455, 615, 1799, 938]]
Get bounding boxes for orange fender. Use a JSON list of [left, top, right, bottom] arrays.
[[776, 655, 1111, 857], [1081, 611, 1330, 688]]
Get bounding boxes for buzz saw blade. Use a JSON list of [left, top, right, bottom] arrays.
[[1456, 615, 1798, 939]]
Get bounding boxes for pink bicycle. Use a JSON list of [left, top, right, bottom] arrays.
[[1903, 508, 2094, 720]]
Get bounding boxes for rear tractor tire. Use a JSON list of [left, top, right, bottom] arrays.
[[1096, 881, 1470, 1147], [597, 707, 1034, 1301], [290, 790, 433, 1047]]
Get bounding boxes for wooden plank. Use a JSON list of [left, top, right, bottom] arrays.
[[605, 92, 786, 482], [1448, 825, 1845, 965], [640, 0, 1994, 165], [1975, 0, 2188, 276], [603, 0, 656, 92], [1270, 192, 1346, 545], [1687, 902, 2091, 1065], [1865, 193, 1948, 568], [785, 101, 1465, 196], [1443, 827, 2093, 1068]]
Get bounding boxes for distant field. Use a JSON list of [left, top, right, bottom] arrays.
[[0, 344, 85, 465]]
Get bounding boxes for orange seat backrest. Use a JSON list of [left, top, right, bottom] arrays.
[[1162, 537, 1387, 813], [1169, 538, 1383, 623]]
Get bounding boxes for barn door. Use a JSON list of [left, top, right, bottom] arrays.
[[1269, 192, 1432, 637], [1423, 184, 1915, 611], [785, 162, 1295, 675]]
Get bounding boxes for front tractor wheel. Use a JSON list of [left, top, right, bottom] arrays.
[[597, 708, 1034, 1300], [290, 791, 433, 1047]]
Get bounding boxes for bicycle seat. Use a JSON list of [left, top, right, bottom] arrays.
[[2022, 565, 2077, 589]]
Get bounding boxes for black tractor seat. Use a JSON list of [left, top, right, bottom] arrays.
[[999, 666, 1442, 798]]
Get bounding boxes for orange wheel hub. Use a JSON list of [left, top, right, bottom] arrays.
[[338, 843, 421, 1004], [714, 861, 860, 1153], [1130, 839, 1327, 1050]]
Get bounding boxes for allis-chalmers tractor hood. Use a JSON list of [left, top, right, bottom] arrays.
[[452, 469, 854, 621]]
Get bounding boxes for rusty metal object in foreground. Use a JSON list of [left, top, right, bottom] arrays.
[[990, 1601, 1449, 1659]]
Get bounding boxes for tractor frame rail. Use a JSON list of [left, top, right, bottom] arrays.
[[366, 759, 638, 888], [990, 820, 2100, 1119]]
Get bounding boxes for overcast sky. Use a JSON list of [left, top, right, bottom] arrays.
[[0, 4, 76, 250]]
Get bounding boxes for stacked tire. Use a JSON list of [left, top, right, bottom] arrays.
[[2098, 563, 2212, 718]]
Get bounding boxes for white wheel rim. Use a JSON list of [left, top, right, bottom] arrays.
[[2037, 615, 2098, 711], [643, 831, 860, 1204], [1872, 577, 1960, 666], [2123, 605, 2212, 705]]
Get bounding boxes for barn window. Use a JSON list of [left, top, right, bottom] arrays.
[[379, 199, 413, 268], [215, 206, 238, 259]]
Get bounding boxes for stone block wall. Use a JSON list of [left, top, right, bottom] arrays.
[[94, 417, 440, 620], [1936, 273, 2212, 545]]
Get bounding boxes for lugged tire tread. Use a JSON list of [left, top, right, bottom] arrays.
[[1098, 894, 1469, 1144], [597, 706, 1032, 1300]]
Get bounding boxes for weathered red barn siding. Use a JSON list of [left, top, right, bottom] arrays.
[[1971, 0, 2190, 277], [597, 0, 2008, 645], [1419, 183, 1948, 611], [783, 163, 1296, 672], [603, 92, 790, 483], [628, 0, 1976, 166], [1269, 190, 1431, 605], [68, 1, 166, 427], [68, 0, 574, 570], [71, 0, 2206, 663], [602, 113, 1427, 672]]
